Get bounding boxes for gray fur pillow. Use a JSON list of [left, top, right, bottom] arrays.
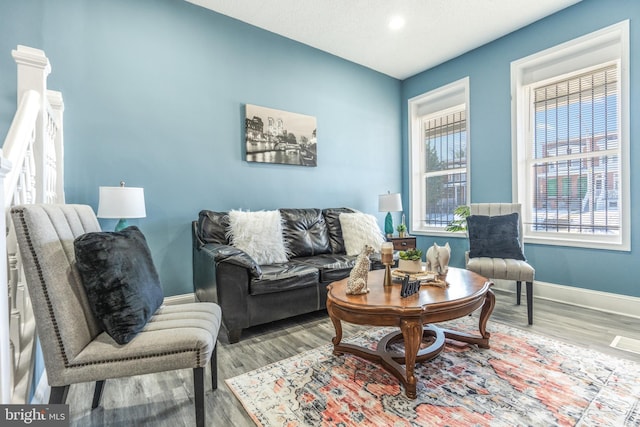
[[74, 226, 164, 344]]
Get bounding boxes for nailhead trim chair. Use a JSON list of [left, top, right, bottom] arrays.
[[465, 203, 535, 324], [11, 204, 221, 427]]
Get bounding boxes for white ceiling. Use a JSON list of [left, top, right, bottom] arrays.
[[185, 0, 581, 80]]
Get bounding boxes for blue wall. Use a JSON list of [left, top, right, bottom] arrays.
[[1, 1, 637, 297], [0, 0, 402, 296], [402, 0, 639, 297]]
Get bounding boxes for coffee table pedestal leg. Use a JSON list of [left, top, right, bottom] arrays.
[[377, 321, 446, 399]]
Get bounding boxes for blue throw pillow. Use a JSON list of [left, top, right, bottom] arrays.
[[467, 212, 526, 261], [74, 226, 164, 344]]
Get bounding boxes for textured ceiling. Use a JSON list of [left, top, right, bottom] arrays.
[[186, 0, 581, 79]]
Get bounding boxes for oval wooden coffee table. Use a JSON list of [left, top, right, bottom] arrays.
[[326, 267, 495, 399]]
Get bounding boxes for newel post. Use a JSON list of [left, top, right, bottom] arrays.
[[12, 45, 51, 204]]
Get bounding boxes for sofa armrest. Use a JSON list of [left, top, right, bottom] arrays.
[[209, 245, 263, 278], [193, 242, 262, 297], [193, 239, 265, 342], [192, 220, 261, 303]]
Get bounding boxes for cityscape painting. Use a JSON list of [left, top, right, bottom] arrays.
[[245, 104, 317, 167]]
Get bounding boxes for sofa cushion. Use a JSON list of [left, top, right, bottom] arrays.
[[322, 207, 355, 254], [280, 208, 331, 257], [250, 262, 319, 296], [339, 212, 385, 256], [294, 254, 357, 283], [228, 210, 289, 265], [74, 226, 164, 345], [198, 210, 229, 245], [467, 213, 526, 261]]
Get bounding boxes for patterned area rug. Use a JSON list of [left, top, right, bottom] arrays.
[[226, 316, 640, 426]]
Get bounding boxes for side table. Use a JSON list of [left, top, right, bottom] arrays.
[[388, 236, 416, 251]]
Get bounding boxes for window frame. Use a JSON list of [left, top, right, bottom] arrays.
[[511, 20, 630, 251], [408, 77, 470, 236]]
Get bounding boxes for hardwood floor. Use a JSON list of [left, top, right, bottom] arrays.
[[67, 289, 640, 426]]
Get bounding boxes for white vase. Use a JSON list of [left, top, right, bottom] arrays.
[[397, 259, 423, 273]]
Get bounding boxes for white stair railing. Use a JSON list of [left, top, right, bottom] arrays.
[[0, 45, 64, 404]]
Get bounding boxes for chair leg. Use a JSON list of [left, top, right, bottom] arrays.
[[49, 385, 69, 404], [526, 281, 533, 325], [194, 367, 205, 427], [211, 345, 218, 390], [516, 281, 522, 305], [91, 380, 105, 409]]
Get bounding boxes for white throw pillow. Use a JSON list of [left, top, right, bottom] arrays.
[[228, 210, 289, 265], [339, 212, 385, 256]]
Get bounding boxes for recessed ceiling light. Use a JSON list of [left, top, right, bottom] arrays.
[[389, 15, 405, 31]]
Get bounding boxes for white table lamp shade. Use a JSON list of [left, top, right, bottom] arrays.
[[97, 186, 146, 219], [378, 193, 402, 212]]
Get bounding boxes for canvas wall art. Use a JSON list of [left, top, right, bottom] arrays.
[[245, 104, 317, 167]]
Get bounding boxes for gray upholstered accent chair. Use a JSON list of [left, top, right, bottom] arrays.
[[10, 204, 221, 427], [465, 203, 535, 325]]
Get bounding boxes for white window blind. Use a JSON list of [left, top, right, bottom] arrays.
[[530, 64, 620, 235], [409, 77, 470, 235]]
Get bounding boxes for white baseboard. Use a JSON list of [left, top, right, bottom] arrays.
[[492, 279, 640, 320], [164, 293, 196, 305], [30, 370, 49, 404]]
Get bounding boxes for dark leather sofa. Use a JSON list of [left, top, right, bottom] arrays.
[[192, 207, 387, 343]]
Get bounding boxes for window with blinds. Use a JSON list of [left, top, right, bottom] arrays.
[[422, 109, 467, 227], [530, 64, 620, 235], [409, 77, 469, 235]]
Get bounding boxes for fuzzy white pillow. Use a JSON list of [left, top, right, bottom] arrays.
[[339, 212, 385, 256], [228, 210, 289, 265]]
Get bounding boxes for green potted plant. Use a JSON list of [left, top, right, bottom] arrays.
[[445, 205, 470, 232], [396, 223, 407, 238], [398, 248, 423, 273]]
